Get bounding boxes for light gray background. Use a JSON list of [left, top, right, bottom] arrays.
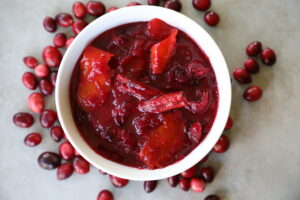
[[0, 0, 299, 199]]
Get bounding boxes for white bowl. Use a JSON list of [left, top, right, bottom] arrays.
[[56, 5, 231, 181]]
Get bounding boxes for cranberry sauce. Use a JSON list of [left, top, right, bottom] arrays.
[[70, 19, 218, 169]]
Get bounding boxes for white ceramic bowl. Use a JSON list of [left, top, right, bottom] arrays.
[[56, 5, 231, 181]]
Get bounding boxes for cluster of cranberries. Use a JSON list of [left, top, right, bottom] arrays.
[[192, 0, 220, 26]]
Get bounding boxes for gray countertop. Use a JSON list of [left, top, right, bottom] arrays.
[[1, 0, 300, 199]]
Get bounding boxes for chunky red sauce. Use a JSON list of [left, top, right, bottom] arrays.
[[70, 19, 218, 169]]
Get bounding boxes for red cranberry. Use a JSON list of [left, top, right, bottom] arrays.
[[246, 41, 262, 57], [107, 7, 118, 12], [167, 175, 179, 187], [57, 163, 73, 180], [260, 48, 276, 66], [188, 122, 202, 143], [34, 64, 50, 78], [213, 135, 230, 153], [50, 71, 58, 87], [243, 86, 263, 102], [53, 33, 67, 48], [179, 178, 190, 191], [200, 166, 215, 183], [13, 112, 34, 128], [39, 78, 53, 96], [205, 195, 221, 200], [163, 0, 182, 12], [66, 36, 75, 48], [24, 133, 42, 147], [22, 72, 37, 90], [148, 0, 160, 5], [72, 1, 86, 19], [109, 175, 129, 188], [50, 126, 64, 142], [73, 156, 90, 174], [86, 1, 106, 16], [233, 68, 252, 84], [193, 0, 211, 11], [127, 2, 142, 6], [97, 190, 113, 200], [38, 152, 61, 170], [23, 56, 38, 68], [225, 116, 233, 130], [144, 180, 158, 193], [244, 58, 259, 73], [28, 92, 45, 113], [204, 11, 220, 26], [99, 169, 107, 175], [190, 177, 206, 193], [42, 46, 62, 68], [72, 19, 88, 35], [43, 17, 57, 33], [40, 109, 57, 128], [55, 13, 73, 27], [181, 165, 198, 178], [59, 142, 75, 161]]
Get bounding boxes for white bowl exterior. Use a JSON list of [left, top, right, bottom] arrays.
[[56, 6, 231, 181]]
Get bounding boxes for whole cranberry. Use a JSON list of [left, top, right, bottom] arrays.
[[127, 2, 142, 6], [66, 36, 76, 48], [50, 126, 65, 142], [204, 11, 220, 26], [148, 0, 160, 5], [144, 180, 158, 193], [38, 152, 61, 170], [163, 0, 182, 12], [246, 41, 262, 57], [109, 175, 129, 188], [42, 46, 62, 68], [22, 72, 37, 90], [28, 92, 45, 113], [260, 48, 276, 66], [107, 7, 118, 12], [181, 165, 198, 178], [40, 109, 57, 128], [188, 122, 202, 143], [225, 116, 233, 130], [72, 19, 88, 35], [50, 71, 58, 87], [59, 142, 75, 161], [243, 86, 263, 102], [233, 68, 252, 84], [205, 195, 221, 200], [43, 17, 57, 33], [179, 178, 190, 191], [86, 1, 106, 16], [24, 133, 42, 147], [39, 78, 53, 96], [190, 177, 206, 193], [244, 58, 259, 73], [97, 190, 113, 200], [73, 156, 90, 174], [72, 1, 86, 19], [57, 163, 73, 180], [213, 135, 230, 153], [55, 13, 73, 27], [167, 175, 179, 187], [23, 56, 38, 68], [53, 33, 67, 48], [13, 112, 34, 128], [34, 64, 50, 78], [192, 0, 211, 11], [200, 166, 215, 182]]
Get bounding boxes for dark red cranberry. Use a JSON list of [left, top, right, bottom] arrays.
[[50, 71, 58, 87], [66, 36, 75, 48], [179, 178, 190, 191], [260, 48, 276, 66], [39, 78, 53, 96], [40, 109, 57, 128], [193, 0, 211, 11], [200, 166, 215, 183], [55, 13, 73, 27], [107, 7, 118, 12], [163, 0, 182, 12], [190, 177, 206, 193], [72, 1, 86, 19], [23, 56, 38, 68], [109, 175, 129, 188], [167, 175, 179, 187], [53, 33, 67, 48], [34, 64, 50, 78], [50, 126, 65, 142], [38, 152, 61, 170], [148, 0, 160, 5], [43, 17, 57, 33], [246, 41, 262, 57], [73, 156, 90, 174], [244, 58, 259, 73], [204, 11, 220, 26], [233, 68, 252, 84], [22, 72, 37, 90], [213, 135, 230, 153], [181, 165, 198, 178], [13, 112, 34, 128], [205, 195, 221, 200], [97, 190, 113, 200], [86, 1, 106, 16], [144, 180, 158, 193], [99, 169, 107, 175], [59, 142, 75, 161], [127, 2, 142, 6], [28, 92, 45, 113], [243, 86, 263, 102], [188, 122, 202, 143], [225, 116, 233, 130], [57, 163, 73, 180], [72, 19, 88, 35], [24, 133, 42, 147], [42, 46, 62, 68]]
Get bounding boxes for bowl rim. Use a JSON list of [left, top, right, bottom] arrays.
[[55, 5, 231, 181]]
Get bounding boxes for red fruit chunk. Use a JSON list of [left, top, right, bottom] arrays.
[[24, 133, 42, 147], [139, 113, 185, 169], [13, 112, 34, 128], [138, 91, 186, 113], [190, 177, 206, 193], [213, 135, 230, 153], [115, 75, 162, 100], [97, 190, 113, 200], [243, 86, 263, 102], [73, 156, 90, 174], [148, 0, 160, 5], [107, 7, 118, 12], [39, 78, 53, 96], [233, 68, 252, 84], [188, 122, 202, 143], [53, 33, 67, 48], [181, 165, 198, 178], [40, 109, 57, 128], [185, 91, 209, 114], [163, 0, 182, 12], [109, 175, 129, 188], [42, 46, 62, 68], [144, 180, 158, 193], [66, 36, 75, 48], [146, 18, 173, 41], [132, 113, 162, 135], [246, 41, 262, 57], [43, 17, 57, 33], [205, 195, 221, 200], [57, 163, 73, 180], [73, 1, 86, 19], [55, 13, 73, 27], [151, 29, 178, 74], [179, 178, 190, 191], [200, 166, 215, 183], [204, 11, 220, 26], [260, 48, 276, 66], [28, 92, 45, 113], [50, 71, 58, 87], [167, 175, 179, 187], [193, 0, 211, 11], [127, 2, 141, 6], [86, 1, 106, 16], [244, 58, 259, 73], [50, 126, 65, 142], [225, 116, 233, 130], [23, 56, 38, 68], [72, 19, 88, 35], [34, 64, 50, 78], [22, 72, 37, 90], [59, 142, 75, 160], [187, 61, 209, 79]]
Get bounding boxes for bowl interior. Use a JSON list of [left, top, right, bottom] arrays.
[[56, 5, 231, 181]]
